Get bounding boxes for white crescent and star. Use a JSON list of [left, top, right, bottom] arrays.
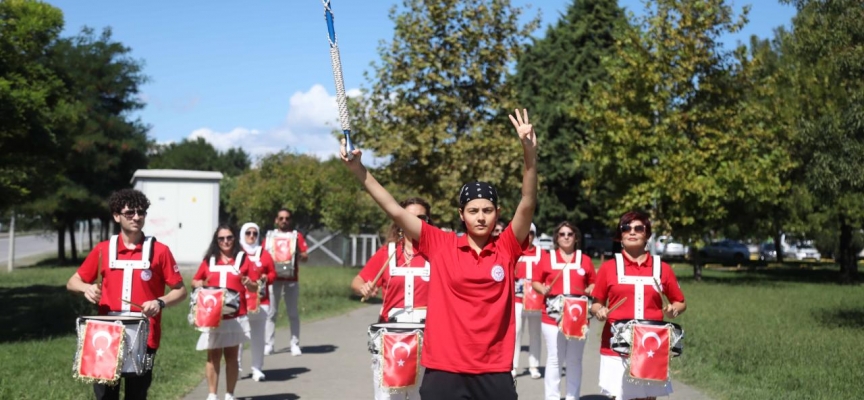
[[641, 332, 663, 357], [202, 294, 218, 313], [390, 341, 412, 367], [567, 303, 583, 321], [91, 330, 113, 358]]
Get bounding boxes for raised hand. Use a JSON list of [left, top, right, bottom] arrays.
[[508, 108, 537, 149], [340, 137, 363, 169]]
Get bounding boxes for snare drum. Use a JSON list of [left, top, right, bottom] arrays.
[[522, 283, 545, 314], [367, 322, 425, 354], [610, 319, 684, 357], [190, 286, 241, 316], [546, 294, 593, 322], [367, 322, 424, 391], [73, 315, 152, 384]]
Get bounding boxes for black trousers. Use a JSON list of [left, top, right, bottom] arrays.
[[93, 348, 156, 400], [419, 368, 517, 400]]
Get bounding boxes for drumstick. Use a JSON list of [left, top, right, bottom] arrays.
[[120, 298, 145, 310], [606, 297, 627, 314], [361, 250, 397, 302], [653, 277, 669, 308]]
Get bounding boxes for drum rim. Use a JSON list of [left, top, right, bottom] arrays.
[[612, 319, 682, 330], [79, 315, 147, 322], [369, 322, 425, 331], [197, 286, 241, 295]]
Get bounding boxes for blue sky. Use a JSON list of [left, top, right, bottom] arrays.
[[48, 0, 796, 160]]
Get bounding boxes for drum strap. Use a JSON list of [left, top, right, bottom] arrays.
[[208, 251, 246, 287], [615, 254, 661, 319], [518, 247, 542, 280], [388, 242, 430, 314], [550, 249, 582, 295], [109, 235, 154, 313]]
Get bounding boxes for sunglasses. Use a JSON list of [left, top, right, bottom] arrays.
[[558, 232, 575, 238], [217, 235, 235, 242], [245, 231, 259, 237], [119, 209, 147, 219], [620, 224, 646, 233]]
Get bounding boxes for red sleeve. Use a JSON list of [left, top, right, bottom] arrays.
[[498, 224, 526, 263], [193, 260, 209, 281], [297, 232, 309, 252], [417, 220, 451, 258], [259, 250, 277, 284], [158, 245, 183, 287], [582, 254, 597, 286], [661, 262, 685, 303], [592, 259, 615, 303], [359, 245, 389, 282], [77, 242, 104, 283]]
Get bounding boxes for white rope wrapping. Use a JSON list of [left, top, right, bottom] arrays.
[[329, 46, 351, 132]]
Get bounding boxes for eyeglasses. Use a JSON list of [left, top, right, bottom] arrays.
[[245, 231, 258, 237], [558, 232, 575, 238], [119, 209, 147, 219], [620, 224, 646, 233], [217, 235, 235, 242]]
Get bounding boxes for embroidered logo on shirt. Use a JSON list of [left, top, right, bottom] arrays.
[[173, 264, 180, 272], [491, 265, 505, 282], [577, 268, 586, 276], [140, 270, 152, 282]]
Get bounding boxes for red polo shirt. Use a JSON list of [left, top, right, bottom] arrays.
[[247, 249, 277, 306], [537, 250, 596, 325], [592, 255, 685, 356], [417, 221, 526, 374], [359, 242, 430, 322], [76, 237, 183, 349], [193, 255, 260, 318], [262, 231, 308, 282]]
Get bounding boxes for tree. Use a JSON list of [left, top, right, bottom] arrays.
[[348, 0, 539, 227], [225, 153, 383, 235], [782, 0, 864, 283], [512, 0, 626, 232], [0, 0, 69, 211], [575, 0, 791, 238]]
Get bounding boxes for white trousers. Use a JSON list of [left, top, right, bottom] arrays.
[[266, 281, 300, 349], [542, 322, 587, 400], [371, 355, 424, 400], [513, 302, 542, 371], [239, 304, 269, 371]]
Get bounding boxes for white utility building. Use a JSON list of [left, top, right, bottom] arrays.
[[131, 169, 223, 265]]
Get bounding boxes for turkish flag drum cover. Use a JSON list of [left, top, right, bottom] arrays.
[[194, 288, 225, 330], [380, 332, 421, 390], [523, 283, 545, 313], [559, 296, 589, 340], [74, 320, 126, 384], [628, 324, 671, 382]]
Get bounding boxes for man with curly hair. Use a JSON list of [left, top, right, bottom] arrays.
[[67, 188, 188, 400]]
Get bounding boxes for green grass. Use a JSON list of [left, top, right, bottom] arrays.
[[668, 264, 864, 400], [0, 263, 366, 400]]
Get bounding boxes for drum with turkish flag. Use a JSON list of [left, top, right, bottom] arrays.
[[523, 284, 545, 313], [74, 319, 126, 384], [380, 331, 422, 390], [193, 288, 225, 330], [559, 296, 590, 340], [628, 324, 671, 382]]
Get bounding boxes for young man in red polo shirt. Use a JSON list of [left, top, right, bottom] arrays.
[[263, 208, 308, 356], [341, 108, 538, 400], [67, 189, 187, 400]]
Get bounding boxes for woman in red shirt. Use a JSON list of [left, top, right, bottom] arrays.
[[192, 225, 260, 400], [351, 197, 432, 400], [341, 108, 537, 400], [512, 223, 545, 380], [237, 222, 276, 382], [590, 211, 686, 400], [533, 221, 596, 400]]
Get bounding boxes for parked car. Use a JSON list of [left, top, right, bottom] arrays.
[[759, 243, 788, 261], [651, 235, 688, 260], [792, 245, 821, 261], [697, 239, 750, 264], [583, 231, 615, 258], [537, 233, 554, 251]]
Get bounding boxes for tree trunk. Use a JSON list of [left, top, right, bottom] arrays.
[[773, 231, 785, 264], [57, 224, 67, 264], [838, 214, 859, 284], [68, 219, 78, 262], [88, 219, 94, 249]]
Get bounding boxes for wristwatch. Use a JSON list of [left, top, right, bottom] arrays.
[[156, 298, 166, 309]]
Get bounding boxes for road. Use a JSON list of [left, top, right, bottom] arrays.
[[0, 231, 82, 267]]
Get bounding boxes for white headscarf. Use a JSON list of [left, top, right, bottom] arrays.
[[239, 222, 261, 255]]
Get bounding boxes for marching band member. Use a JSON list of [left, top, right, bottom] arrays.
[[341, 108, 537, 400], [192, 225, 260, 400], [512, 222, 544, 380], [533, 221, 596, 400], [263, 208, 309, 356], [350, 197, 433, 400], [590, 211, 686, 400], [66, 189, 187, 400], [237, 222, 276, 382]]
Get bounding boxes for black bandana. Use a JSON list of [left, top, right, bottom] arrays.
[[459, 181, 498, 208]]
